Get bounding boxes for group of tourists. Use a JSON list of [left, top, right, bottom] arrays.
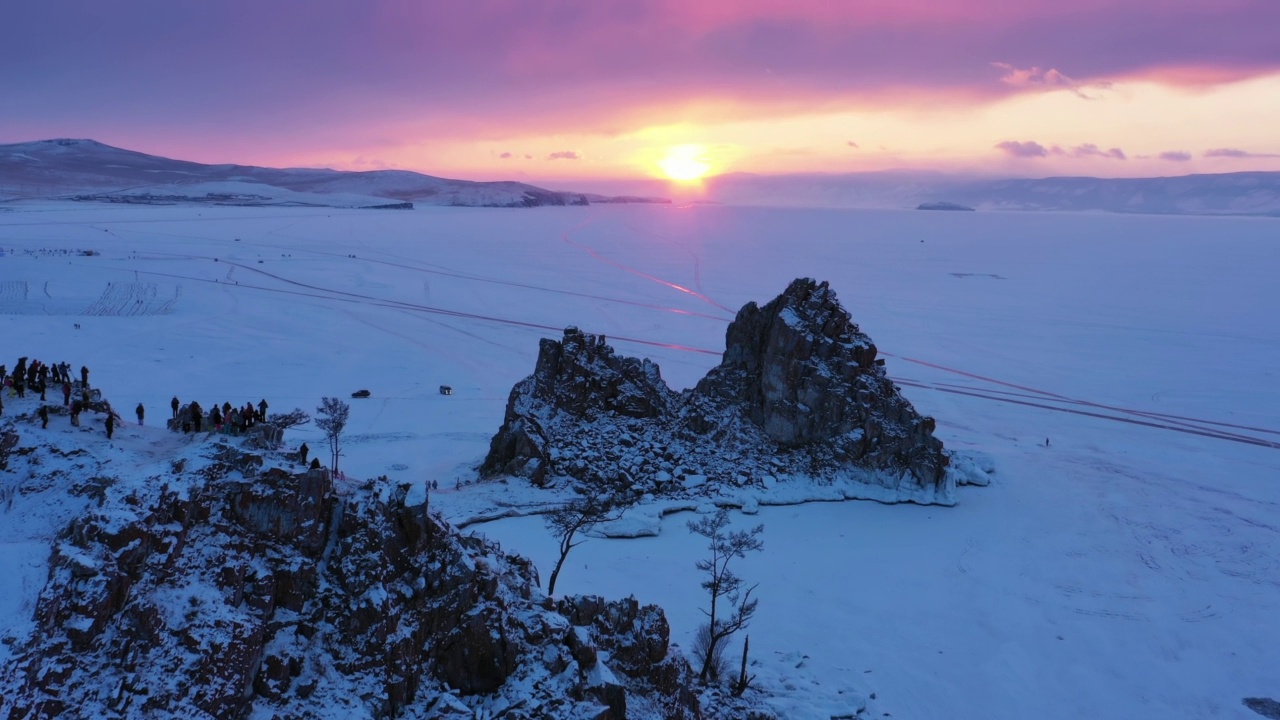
[[3, 356, 115, 436], [4, 356, 279, 448], [170, 396, 271, 437], [2, 357, 89, 404]]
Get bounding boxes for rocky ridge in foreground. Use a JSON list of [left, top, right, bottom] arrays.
[[0, 407, 701, 719], [483, 278, 965, 504]]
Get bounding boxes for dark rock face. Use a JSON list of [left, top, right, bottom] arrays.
[[482, 327, 675, 484], [1, 441, 701, 719], [483, 279, 950, 499]]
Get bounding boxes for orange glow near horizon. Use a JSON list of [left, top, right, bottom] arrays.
[[244, 72, 1280, 185], [657, 145, 713, 182]]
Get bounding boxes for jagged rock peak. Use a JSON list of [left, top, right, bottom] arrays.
[[482, 279, 954, 502], [481, 327, 675, 484], [528, 326, 674, 420], [704, 277, 880, 446]]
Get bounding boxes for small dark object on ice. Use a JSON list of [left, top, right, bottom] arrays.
[[1244, 698, 1280, 720], [439, 385, 453, 395], [351, 389, 371, 398]]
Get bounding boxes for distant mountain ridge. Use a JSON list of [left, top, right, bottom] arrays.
[[705, 170, 1280, 216], [0, 139, 668, 209], [4, 139, 1278, 215]]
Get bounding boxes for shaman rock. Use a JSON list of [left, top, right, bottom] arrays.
[[483, 278, 950, 499]]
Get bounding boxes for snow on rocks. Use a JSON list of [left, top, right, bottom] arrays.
[[0, 388, 705, 719], [481, 278, 968, 507]]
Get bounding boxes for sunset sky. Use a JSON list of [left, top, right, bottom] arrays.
[[3, 0, 1279, 185]]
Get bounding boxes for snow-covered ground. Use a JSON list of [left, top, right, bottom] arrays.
[[1, 202, 1277, 719]]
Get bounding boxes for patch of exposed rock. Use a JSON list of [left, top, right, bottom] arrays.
[[482, 278, 955, 502], [0, 428, 701, 719]]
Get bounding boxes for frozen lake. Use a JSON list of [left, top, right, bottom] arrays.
[[2, 202, 1277, 718]]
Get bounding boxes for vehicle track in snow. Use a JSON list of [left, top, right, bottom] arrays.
[[895, 378, 1279, 450], [559, 216, 737, 314], [255, 239, 734, 322]]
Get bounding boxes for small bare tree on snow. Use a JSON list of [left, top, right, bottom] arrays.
[[544, 489, 628, 596], [688, 508, 764, 684], [314, 397, 349, 473], [266, 408, 311, 430]]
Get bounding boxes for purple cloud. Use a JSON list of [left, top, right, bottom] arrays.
[[1159, 151, 1192, 162], [1205, 147, 1280, 158], [547, 151, 580, 160], [1070, 143, 1126, 160], [998, 140, 1129, 160], [847, 141, 860, 148], [996, 140, 1050, 158], [499, 151, 512, 159]]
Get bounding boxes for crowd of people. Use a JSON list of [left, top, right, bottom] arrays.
[[4, 356, 405, 485], [169, 397, 271, 437], [2, 356, 110, 431], [4, 356, 277, 450]]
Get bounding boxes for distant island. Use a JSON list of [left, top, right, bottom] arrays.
[[917, 201, 976, 211]]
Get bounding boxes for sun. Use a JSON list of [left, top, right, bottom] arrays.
[[658, 144, 711, 182]]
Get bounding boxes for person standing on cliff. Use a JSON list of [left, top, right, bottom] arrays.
[[80, 365, 89, 388], [136, 403, 145, 426], [171, 395, 180, 419], [105, 412, 115, 440], [299, 442, 309, 465]]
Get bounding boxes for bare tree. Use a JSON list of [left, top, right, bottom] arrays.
[[544, 489, 627, 596], [688, 509, 764, 684], [266, 408, 311, 430], [314, 397, 350, 473]]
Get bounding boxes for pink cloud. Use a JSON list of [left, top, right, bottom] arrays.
[[991, 63, 1113, 99], [1159, 151, 1193, 162], [2, 1, 1277, 170], [547, 151, 580, 160]]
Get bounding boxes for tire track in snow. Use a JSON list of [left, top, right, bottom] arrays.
[[895, 379, 1280, 450], [104, 261, 723, 358], [560, 217, 736, 314]]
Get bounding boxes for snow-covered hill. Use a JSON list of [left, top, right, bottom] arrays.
[[0, 139, 601, 208]]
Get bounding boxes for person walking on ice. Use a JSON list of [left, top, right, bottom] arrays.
[[105, 412, 115, 440], [38, 405, 49, 429], [136, 403, 145, 425]]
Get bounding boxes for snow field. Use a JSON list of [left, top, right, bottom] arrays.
[[1, 202, 1277, 719]]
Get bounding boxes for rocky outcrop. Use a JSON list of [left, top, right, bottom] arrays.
[[482, 279, 951, 501], [1, 437, 702, 719], [482, 327, 676, 484]]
